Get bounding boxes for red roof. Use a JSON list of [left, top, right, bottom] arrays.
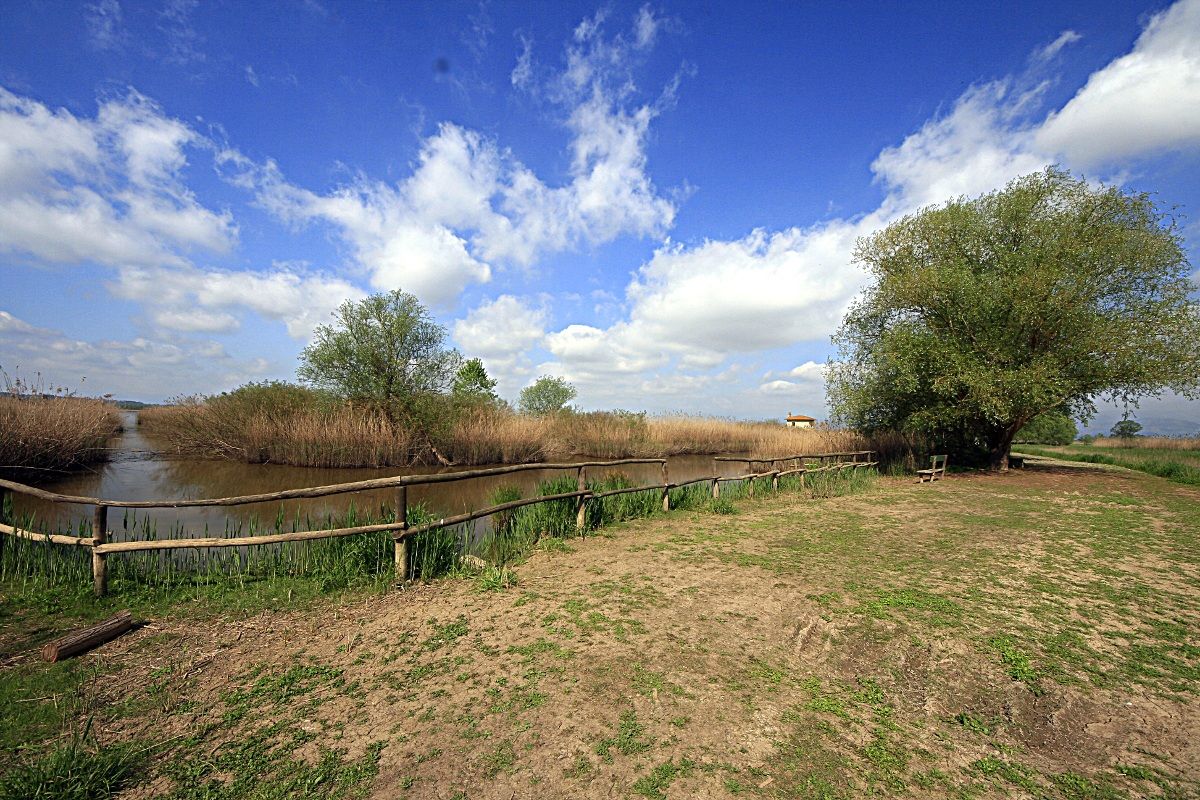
[[786, 414, 815, 422]]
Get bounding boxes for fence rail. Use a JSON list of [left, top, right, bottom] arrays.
[[0, 451, 876, 596]]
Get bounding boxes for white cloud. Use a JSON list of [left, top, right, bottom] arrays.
[[0, 310, 264, 399], [452, 294, 547, 395], [221, 7, 677, 310], [112, 264, 363, 339], [85, 0, 126, 51], [0, 88, 236, 269], [1036, 0, 1200, 166], [1032, 30, 1082, 63], [539, 0, 1200, 415]]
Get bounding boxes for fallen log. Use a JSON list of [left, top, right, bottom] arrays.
[[41, 610, 135, 662]]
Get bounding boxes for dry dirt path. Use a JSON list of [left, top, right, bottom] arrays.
[[62, 463, 1200, 798]]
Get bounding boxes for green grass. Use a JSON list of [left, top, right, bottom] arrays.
[[0, 736, 147, 800], [1017, 444, 1200, 486]]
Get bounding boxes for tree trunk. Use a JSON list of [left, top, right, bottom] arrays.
[[987, 428, 1017, 471]]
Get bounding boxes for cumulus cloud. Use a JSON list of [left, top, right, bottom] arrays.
[[222, 6, 677, 309], [540, 0, 1200, 412], [112, 264, 363, 339], [1035, 0, 1200, 166], [0, 88, 236, 269], [452, 295, 547, 390]]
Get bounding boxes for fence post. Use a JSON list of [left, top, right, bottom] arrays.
[[92, 505, 108, 597], [575, 467, 588, 534], [0, 488, 8, 567], [771, 462, 780, 492], [394, 486, 408, 582], [747, 461, 755, 498], [711, 476, 719, 499], [661, 461, 670, 512]]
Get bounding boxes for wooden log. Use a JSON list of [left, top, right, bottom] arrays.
[[0, 459, 666, 509], [397, 490, 592, 539], [41, 611, 134, 662], [592, 484, 665, 500], [92, 505, 108, 597], [394, 486, 408, 582], [0, 522, 96, 547], [94, 520, 407, 554]]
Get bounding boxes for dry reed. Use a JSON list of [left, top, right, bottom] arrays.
[[1089, 435, 1200, 450], [0, 395, 121, 475], [141, 400, 919, 469]]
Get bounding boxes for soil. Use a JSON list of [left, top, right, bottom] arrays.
[[17, 459, 1200, 799]]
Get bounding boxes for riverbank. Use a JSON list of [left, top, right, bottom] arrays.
[[4, 461, 1196, 798], [140, 400, 915, 469]]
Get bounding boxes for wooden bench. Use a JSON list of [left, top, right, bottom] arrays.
[[917, 454, 947, 483]]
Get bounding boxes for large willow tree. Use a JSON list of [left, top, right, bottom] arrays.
[[828, 168, 1200, 469]]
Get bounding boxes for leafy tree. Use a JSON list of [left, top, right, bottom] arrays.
[[518, 375, 577, 416], [1014, 411, 1077, 445], [828, 168, 1200, 470], [298, 290, 462, 427], [452, 358, 500, 404], [1110, 418, 1143, 439]]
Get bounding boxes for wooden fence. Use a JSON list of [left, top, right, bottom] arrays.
[[0, 451, 876, 597]]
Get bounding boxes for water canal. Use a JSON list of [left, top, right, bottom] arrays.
[[13, 412, 754, 541]]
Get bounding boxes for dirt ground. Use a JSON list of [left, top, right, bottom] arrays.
[[21, 460, 1200, 799]]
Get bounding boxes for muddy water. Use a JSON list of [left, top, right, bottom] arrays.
[[13, 412, 752, 540]]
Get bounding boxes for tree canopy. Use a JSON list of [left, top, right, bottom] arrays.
[[828, 167, 1200, 469], [1110, 418, 1143, 439], [298, 290, 462, 420], [518, 375, 577, 416], [452, 358, 500, 405]]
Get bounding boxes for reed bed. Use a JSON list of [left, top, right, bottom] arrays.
[[1087, 435, 1200, 450], [142, 398, 918, 469], [0, 395, 121, 476]]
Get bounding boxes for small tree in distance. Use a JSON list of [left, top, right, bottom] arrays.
[[519, 376, 577, 416], [1110, 417, 1143, 439], [828, 167, 1200, 470], [453, 358, 500, 405]]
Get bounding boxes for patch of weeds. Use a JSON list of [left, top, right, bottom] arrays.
[[596, 710, 653, 763], [748, 658, 786, 690], [633, 758, 695, 800], [476, 566, 518, 592], [952, 712, 994, 736], [564, 753, 593, 779], [423, 615, 469, 650], [988, 635, 1044, 695], [0, 737, 147, 800], [709, 497, 738, 515], [972, 756, 1040, 792], [1052, 771, 1129, 800], [481, 739, 516, 778], [859, 588, 961, 625]]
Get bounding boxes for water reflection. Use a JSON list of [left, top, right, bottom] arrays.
[[13, 412, 749, 541]]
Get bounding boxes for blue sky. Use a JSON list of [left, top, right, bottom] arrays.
[[2, 0, 1198, 433]]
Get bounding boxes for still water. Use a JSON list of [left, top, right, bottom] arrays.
[[13, 412, 750, 540]]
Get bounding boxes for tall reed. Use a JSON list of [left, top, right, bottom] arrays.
[[142, 389, 919, 469], [0, 394, 120, 476]]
